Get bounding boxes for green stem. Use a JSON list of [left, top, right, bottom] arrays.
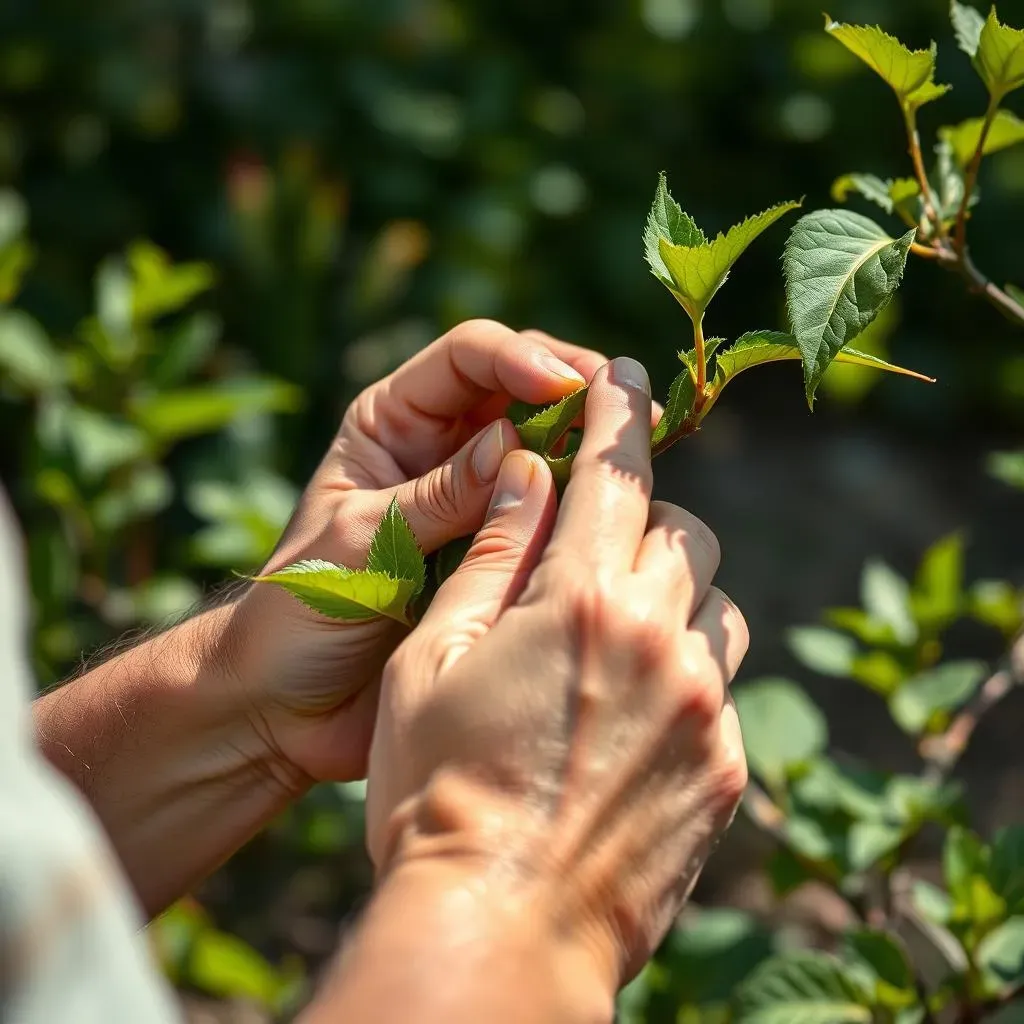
[[693, 313, 707, 395], [956, 95, 1001, 255]]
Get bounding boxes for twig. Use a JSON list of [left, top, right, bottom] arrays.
[[920, 634, 1024, 786], [913, 244, 1024, 328], [904, 107, 946, 242], [956, 97, 1000, 255], [910, 242, 943, 260]]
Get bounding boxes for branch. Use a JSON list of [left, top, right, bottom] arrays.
[[904, 107, 946, 242], [920, 634, 1024, 787], [915, 245, 1024, 329]]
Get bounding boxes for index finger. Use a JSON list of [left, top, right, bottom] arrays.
[[548, 357, 654, 576]]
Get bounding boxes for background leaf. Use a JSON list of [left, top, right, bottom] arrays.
[[889, 660, 988, 735], [940, 110, 1024, 167], [951, 1, 985, 57], [785, 211, 915, 406], [976, 9, 1024, 99]]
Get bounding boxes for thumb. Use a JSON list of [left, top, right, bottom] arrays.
[[382, 419, 522, 555], [419, 449, 557, 639]]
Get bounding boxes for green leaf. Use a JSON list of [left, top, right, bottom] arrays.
[[1008, 283, 1024, 307], [991, 827, 1024, 914], [889, 661, 987, 735], [945, 827, 989, 902], [644, 171, 706, 285], [734, 678, 828, 789], [932, 139, 975, 223], [989, 450, 1024, 489], [679, 336, 726, 385], [149, 311, 220, 388], [784, 211, 915, 406], [861, 558, 917, 645], [0, 309, 62, 392], [735, 952, 873, 1024], [657, 201, 801, 320], [130, 377, 302, 444], [252, 560, 419, 625], [66, 407, 148, 482], [544, 433, 581, 495], [128, 240, 217, 323], [912, 880, 954, 925], [975, 9, 1024, 99], [651, 369, 697, 450], [848, 820, 906, 872], [951, 1, 986, 57], [824, 16, 951, 112], [845, 930, 915, 998], [912, 532, 964, 629], [511, 386, 588, 455], [977, 917, 1024, 990], [940, 110, 1024, 167], [831, 175, 922, 224], [787, 627, 858, 678], [366, 497, 426, 594]]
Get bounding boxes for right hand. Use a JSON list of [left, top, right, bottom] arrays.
[[366, 355, 749, 992]]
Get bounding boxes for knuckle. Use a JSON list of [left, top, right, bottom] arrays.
[[415, 463, 463, 524], [669, 648, 724, 727], [711, 750, 749, 813], [687, 515, 721, 570], [447, 317, 504, 349]]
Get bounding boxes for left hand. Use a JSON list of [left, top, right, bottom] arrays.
[[224, 319, 608, 785]]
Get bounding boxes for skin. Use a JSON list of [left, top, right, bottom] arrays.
[[32, 324, 748, 1022]]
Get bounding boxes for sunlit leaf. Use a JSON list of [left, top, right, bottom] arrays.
[[861, 559, 917, 645], [977, 918, 1024, 991], [644, 171, 706, 285], [367, 497, 426, 593], [824, 17, 951, 112], [787, 627, 858, 678], [975, 9, 1024, 99], [951, 1, 985, 57], [657, 201, 801, 319], [0, 309, 61, 392], [889, 660, 988, 735], [510, 386, 587, 455], [831, 175, 921, 224], [940, 110, 1024, 167], [252, 560, 418, 624], [784, 211, 915, 405], [911, 532, 964, 629], [735, 951, 873, 1024]]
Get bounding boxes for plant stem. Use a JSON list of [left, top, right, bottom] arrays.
[[650, 414, 699, 458], [910, 242, 942, 260], [904, 106, 945, 242], [913, 244, 1024, 327], [693, 313, 707, 394], [956, 96, 1001, 255]]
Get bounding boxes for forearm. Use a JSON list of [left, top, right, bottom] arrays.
[[302, 858, 616, 1024], [33, 604, 309, 918]]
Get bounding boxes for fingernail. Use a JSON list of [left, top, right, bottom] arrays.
[[610, 356, 650, 395], [472, 421, 507, 483], [490, 452, 534, 511], [535, 351, 586, 385]]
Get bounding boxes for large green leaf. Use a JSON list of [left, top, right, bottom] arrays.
[[941, 110, 1024, 167], [252, 560, 418, 624], [825, 17, 951, 111], [734, 678, 828, 789], [735, 952, 874, 1024], [951, 1, 986, 57], [784, 211, 915, 406], [510, 386, 588, 455], [131, 377, 302, 444], [710, 331, 931, 408], [889, 660, 988, 735], [366, 497, 425, 594], [975, 9, 1024, 99], [651, 369, 697, 452], [643, 171, 706, 286], [657, 201, 800, 319]]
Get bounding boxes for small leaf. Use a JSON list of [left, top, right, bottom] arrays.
[[944, 827, 990, 903], [977, 917, 1024, 990], [787, 626, 858, 678], [0, 309, 62, 392], [931, 138, 975, 222], [734, 951, 873, 1024], [150, 311, 220, 388], [658, 201, 801, 320], [951, 1, 985, 57], [975, 8, 1024, 100], [889, 660, 988, 735], [679, 336, 726, 386], [845, 930, 914, 996], [911, 532, 964, 629], [252, 560, 418, 625], [824, 16, 951, 112], [651, 369, 697, 451], [644, 171, 706, 285], [861, 558, 917, 645], [848, 820, 906, 872], [832, 174, 894, 213], [912, 880, 954, 925], [940, 110, 1024, 167], [366, 497, 426, 594], [734, 678, 828, 789], [511, 386, 588, 455], [784, 211, 915, 405]]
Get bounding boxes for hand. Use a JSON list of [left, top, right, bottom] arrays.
[[226, 319, 608, 784], [365, 356, 749, 991]]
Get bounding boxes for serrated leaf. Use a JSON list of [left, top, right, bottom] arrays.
[[366, 497, 425, 594], [941, 110, 1024, 167], [511, 386, 588, 455], [952, 1, 986, 57], [889, 660, 988, 735], [657, 201, 801, 319], [651, 369, 697, 452], [252, 560, 418, 625], [734, 678, 828, 789], [824, 16, 951, 112], [735, 951, 873, 1024], [544, 429, 582, 495], [976, 9, 1024, 99], [785, 211, 915, 406], [644, 171, 706, 285], [679, 336, 726, 386]]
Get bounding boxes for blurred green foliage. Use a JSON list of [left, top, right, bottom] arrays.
[[1, 0, 1024, 1019]]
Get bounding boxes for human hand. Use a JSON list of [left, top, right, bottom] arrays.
[[365, 356, 749, 992], [226, 319, 609, 784]]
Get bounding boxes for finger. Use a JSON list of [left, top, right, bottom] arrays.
[[518, 329, 608, 383], [633, 502, 721, 618], [548, 357, 654, 576], [688, 587, 749, 686], [419, 450, 557, 644]]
